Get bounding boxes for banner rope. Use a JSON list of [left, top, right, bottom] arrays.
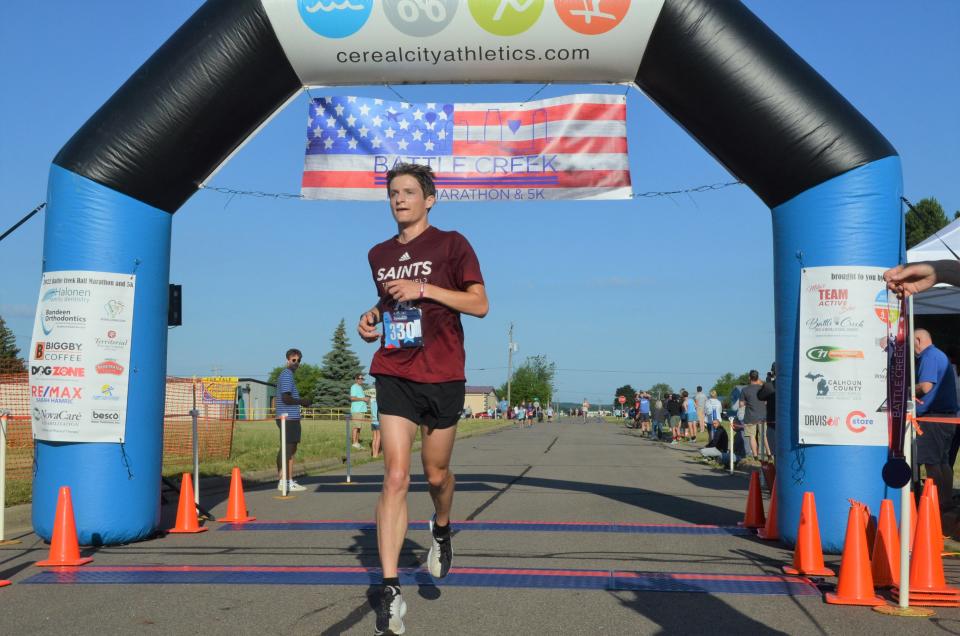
[[0, 202, 46, 243]]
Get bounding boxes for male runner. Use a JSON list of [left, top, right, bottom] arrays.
[[357, 163, 488, 636]]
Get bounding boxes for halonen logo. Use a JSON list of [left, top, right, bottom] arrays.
[[384, 0, 459, 37], [805, 346, 864, 362], [470, 0, 544, 36], [299, 0, 373, 39], [556, 0, 630, 35], [845, 410, 874, 434], [42, 287, 91, 304]]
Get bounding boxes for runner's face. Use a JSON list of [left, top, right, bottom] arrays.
[[389, 174, 434, 226]]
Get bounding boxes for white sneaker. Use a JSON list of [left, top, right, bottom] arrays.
[[375, 585, 406, 635], [287, 480, 307, 492], [352, 443, 364, 450]]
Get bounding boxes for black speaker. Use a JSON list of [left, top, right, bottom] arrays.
[[168, 284, 182, 326]]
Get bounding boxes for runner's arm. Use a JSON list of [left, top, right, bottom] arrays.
[[357, 305, 381, 342], [382, 279, 488, 317]]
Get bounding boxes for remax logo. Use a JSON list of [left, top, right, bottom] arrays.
[[31, 385, 82, 399], [845, 410, 874, 434]]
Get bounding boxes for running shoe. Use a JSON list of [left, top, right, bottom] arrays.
[[374, 585, 406, 635], [352, 443, 364, 450], [287, 480, 307, 492], [427, 514, 452, 578]]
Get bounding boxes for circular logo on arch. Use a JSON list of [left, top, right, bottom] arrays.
[[469, 0, 545, 36], [873, 289, 900, 325], [298, 0, 373, 39], [384, 0, 459, 37], [555, 0, 630, 35]]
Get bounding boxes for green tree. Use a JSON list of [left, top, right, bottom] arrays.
[[0, 315, 25, 374], [646, 383, 673, 400], [905, 197, 949, 249], [711, 372, 750, 407], [498, 355, 555, 405], [613, 384, 637, 408], [312, 319, 365, 409]]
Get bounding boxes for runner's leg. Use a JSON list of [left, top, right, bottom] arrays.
[[377, 415, 417, 578], [421, 424, 458, 526]]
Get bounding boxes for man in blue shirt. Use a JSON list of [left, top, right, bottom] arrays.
[[914, 329, 958, 507], [276, 348, 311, 492]]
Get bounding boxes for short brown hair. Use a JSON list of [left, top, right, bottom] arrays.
[[385, 163, 437, 204], [286, 348, 302, 360]]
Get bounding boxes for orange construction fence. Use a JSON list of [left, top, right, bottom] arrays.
[[0, 373, 235, 482]]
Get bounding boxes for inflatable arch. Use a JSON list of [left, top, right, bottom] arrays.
[[36, 0, 902, 549]]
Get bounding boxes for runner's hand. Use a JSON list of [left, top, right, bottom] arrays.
[[883, 263, 937, 298], [383, 279, 421, 303], [358, 310, 381, 343]]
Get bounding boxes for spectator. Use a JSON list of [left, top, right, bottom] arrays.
[[704, 390, 723, 441], [275, 348, 310, 492], [758, 363, 776, 459], [914, 329, 958, 509], [685, 390, 698, 441], [368, 387, 381, 458], [739, 370, 765, 458], [350, 373, 369, 450], [694, 385, 707, 437], [546, 405, 554, 422], [638, 392, 651, 437], [666, 393, 682, 445], [699, 418, 742, 466], [652, 399, 667, 441]]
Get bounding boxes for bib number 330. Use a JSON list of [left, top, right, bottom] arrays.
[[383, 309, 423, 349]]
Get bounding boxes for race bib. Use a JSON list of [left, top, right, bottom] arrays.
[[383, 309, 423, 349]]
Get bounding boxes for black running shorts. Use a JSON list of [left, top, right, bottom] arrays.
[[275, 418, 302, 444], [374, 374, 465, 430]]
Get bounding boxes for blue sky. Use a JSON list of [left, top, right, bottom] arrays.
[[1, 2, 958, 404]]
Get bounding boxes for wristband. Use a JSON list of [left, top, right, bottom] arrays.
[[419, 281, 425, 299]]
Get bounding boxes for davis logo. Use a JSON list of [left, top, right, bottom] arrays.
[[803, 414, 839, 428], [555, 0, 630, 35], [96, 360, 124, 375], [384, 0, 459, 37], [470, 0, 544, 36], [845, 410, 874, 434], [805, 346, 865, 362], [299, 0, 373, 39], [874, 289, 900, 325]]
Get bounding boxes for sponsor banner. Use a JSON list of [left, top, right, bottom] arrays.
[[202, 377, 239, 406], [262, 0, 664, 85], [302, 93, 631, 201], [797, 267, 889, 446], [29, 271, 135, 442]]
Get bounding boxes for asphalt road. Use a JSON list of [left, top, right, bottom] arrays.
[[1, 417, 957, 634]]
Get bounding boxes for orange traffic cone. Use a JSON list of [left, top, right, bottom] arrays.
[[783, 492, 835, 576], [36, 486, 94, 566], [892, 494, 960, 606], [0, 580, 10, 587], [907, 492, 918, 549], [168, 473, 208, 534], [871, 499, 900, 588], [739, 471, 766, 529], [760, 461, 776, 494], [757, 478, 779, 541], [921, 479, 945, 554], [219, 467, 255, 523], [825, 502, 884, 605]]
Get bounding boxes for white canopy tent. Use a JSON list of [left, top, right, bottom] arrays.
[[907, 217, 960, 315]]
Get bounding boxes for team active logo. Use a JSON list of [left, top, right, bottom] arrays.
[[298, 0, 373, 39], [469, 0, 544, 36], [556, 0, 629, 35], [805, 346, 864, 362], [384, 0, 459, 37]]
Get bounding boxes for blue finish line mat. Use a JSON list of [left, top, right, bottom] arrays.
[[22, 565, 818, 596], [217, 519, 751, 535]]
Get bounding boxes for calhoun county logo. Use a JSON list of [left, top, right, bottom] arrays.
[[804, 372, 862, 397], [805, 346, 864, 362], [298, 0, 373, 39]]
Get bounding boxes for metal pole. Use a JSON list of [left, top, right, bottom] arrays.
[[280, 413, 289, 497], [0, 411, 7, 541], [506, 322, 514, 408], [190, 408, 199, 506], [898, 295, 917, 609], [728, 416, 735, 475], [345, 414, 352, 484]]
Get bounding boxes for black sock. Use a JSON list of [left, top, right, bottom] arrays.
[[433, 520, 450, 539], [383, 577, 400, 588]]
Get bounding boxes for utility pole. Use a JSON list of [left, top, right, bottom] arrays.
[[506, 322, 515, 407]]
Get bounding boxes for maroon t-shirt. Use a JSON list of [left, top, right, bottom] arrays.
[[369, 226, 484, 383]]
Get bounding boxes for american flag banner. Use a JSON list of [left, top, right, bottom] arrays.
[[301, 94, 631, 202]]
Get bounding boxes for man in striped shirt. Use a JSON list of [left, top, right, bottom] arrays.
[[276, 348, 311, 492]]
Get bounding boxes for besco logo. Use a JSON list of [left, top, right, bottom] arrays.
[[384, 0, 459, 37], [470, 0, 544, 36], [805, 346, 864, 362], [92, 411, 120, 421], [874, 289, 900, 325], [298, 0, 373, 39], [555, 0, 630, 35], [845, 410, 874, 434]]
